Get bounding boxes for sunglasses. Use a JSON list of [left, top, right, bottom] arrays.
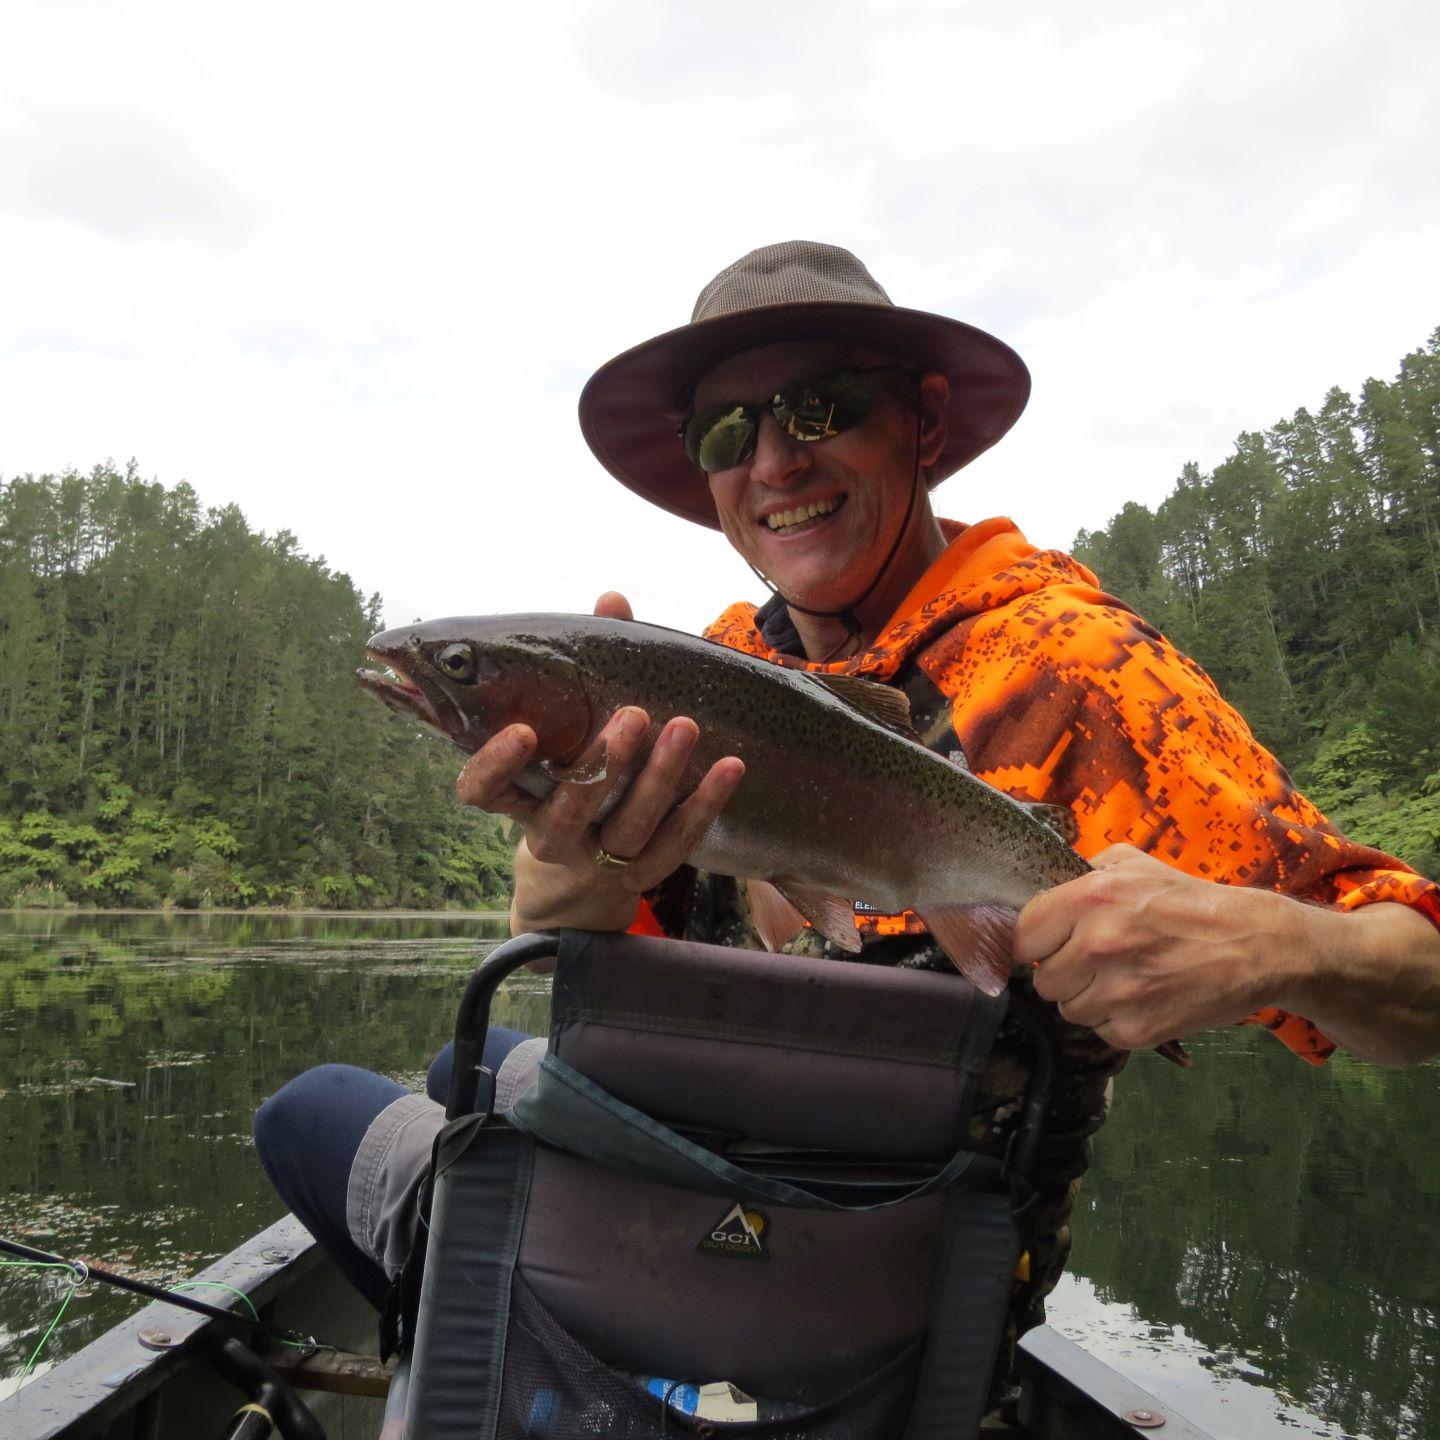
[[680, 366, 911, 474]]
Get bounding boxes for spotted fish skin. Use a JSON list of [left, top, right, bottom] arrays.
[[358, 613, 1098, 993]]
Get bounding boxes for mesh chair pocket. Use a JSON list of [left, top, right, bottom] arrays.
[[498, 1272, 921, 1439]]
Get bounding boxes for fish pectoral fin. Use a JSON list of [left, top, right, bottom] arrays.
[[1021, 801, 1080, 845], [745, 879, 808, 952], [806, 674, 919, 740], [1154, 1039, 1193, 1068], [916, 903, 1018, 997], [539, 744, 609, 786]]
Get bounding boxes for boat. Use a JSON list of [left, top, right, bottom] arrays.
[[0, 1212, 1215, 1439], [1, 931, 1220, 1439]]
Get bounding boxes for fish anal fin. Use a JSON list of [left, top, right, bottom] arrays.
[[1023, 801, 1080, 846], [807, 674, 918, 740], [916, 903, 1018, 997]]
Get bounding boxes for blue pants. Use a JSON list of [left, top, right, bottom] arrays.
[[253, 1029, 529, 1308]]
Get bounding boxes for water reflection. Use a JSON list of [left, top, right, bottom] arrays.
[[1062, 1028, 1439, 1440], [0, 911, 523, 1383], [1, 916, 1436, 1439]]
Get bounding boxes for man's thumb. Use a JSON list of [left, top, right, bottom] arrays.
[[594, 591, 634, 622]]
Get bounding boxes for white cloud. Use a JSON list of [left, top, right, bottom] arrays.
[[2, 0, 1438, 640]]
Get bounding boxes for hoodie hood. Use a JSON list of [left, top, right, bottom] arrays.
[[704, 517, 1110, 683]]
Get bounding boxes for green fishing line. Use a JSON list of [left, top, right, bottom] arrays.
[[172, 1281, 261, 1323], [168, 1281, 330, 1351], [1, 1259, 88, 1385]]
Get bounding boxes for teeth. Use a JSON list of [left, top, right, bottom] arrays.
[[765, 497, 840, 531]]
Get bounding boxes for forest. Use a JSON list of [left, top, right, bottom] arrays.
[[1074, 326, 1440, 878], [1, 327, 1437, 909], [0, 466, 514, 909]]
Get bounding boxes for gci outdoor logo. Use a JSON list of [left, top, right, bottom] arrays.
[[696, 1203, 770, 1261]]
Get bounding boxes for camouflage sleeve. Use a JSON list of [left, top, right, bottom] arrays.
[[921, 582, 1440, 1064]]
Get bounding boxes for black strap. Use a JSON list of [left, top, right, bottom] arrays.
[[508, 1052, 1003, 1211], [900, 1189, 1023, 1438], [404, 1123, 534, 1440]]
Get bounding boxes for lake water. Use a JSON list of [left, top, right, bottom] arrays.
[[1, 912, 1435, 1437]]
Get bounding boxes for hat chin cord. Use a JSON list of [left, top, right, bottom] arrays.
[[743, 403, 925, 663]]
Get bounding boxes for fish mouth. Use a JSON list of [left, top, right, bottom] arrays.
[[356, 651, 451, 737]]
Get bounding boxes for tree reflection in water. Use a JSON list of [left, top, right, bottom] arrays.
[[1064, 1026, 1438, 1439]]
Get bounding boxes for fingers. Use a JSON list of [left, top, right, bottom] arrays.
[[456, 724, 541, 818], [612, 757, 746, 893], [597, 717, 699, 859], [457, 693, 744, 904], [1013, 875, 1086, 967], [526, 708, 651, 862], [1015, 848, 1148, 967], [1033, 949, 1100, 1009], [594, 591, 634, 622]]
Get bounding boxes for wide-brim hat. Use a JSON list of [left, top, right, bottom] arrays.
[[579, 240, 1031, 529]]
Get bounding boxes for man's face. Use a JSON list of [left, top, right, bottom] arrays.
[[691, 341, 921, 613]]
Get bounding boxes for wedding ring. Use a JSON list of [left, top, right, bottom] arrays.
[[593, 844, 633, 871]]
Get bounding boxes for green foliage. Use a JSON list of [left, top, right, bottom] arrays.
[[0, 463, 513, 909], [1077, 329, 1440, 875]]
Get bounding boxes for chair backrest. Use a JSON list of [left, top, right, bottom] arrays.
[[549, 930, 1000, 1158], [405, 930, 1031, 1440]]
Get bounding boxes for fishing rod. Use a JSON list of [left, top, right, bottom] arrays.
[[0, 1234, 330, 1353]]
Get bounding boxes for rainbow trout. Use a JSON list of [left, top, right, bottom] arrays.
[[357, 613, 1188, 1058]]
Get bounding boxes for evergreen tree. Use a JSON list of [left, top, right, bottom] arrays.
[[0, 464, 513, 909], [1075, 330, 1440, 874]]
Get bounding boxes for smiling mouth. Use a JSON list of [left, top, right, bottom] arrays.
[[760, 494, 846, 535]]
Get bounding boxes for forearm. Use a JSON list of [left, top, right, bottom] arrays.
[[1271, 899, 1440, 1068], [508, 837, 639, 937]]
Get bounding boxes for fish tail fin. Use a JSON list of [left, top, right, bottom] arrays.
[[916, 903, 1018, 997], [1154, 1039, 1194, 1068]]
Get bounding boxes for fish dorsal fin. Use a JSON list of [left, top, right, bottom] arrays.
[[745, 878, 863, 955], [807, 673, 918, 739], [1023, 801, 1079, 845]]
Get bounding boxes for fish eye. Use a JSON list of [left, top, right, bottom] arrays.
[[436, 643, 478, 683]]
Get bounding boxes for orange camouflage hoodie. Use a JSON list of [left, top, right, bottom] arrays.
[[701, 517, 1440, 1065]]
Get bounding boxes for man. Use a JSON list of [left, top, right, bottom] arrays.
[[257, 241, 1440, 1398], [464, 240, 1440, 1067], [451, 237, 1440, 1369]]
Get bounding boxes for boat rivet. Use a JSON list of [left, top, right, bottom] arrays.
[[1125, 1409, 1166, 1429], [261, 1247, 292, 1263], [139, 1328, 178, 1351]]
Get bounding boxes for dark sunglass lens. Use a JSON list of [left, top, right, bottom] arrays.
[[686, 405, 758, 472], [775, 370, 875, 442]]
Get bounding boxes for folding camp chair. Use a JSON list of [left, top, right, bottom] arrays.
[[393, 929, 1053, 1439]]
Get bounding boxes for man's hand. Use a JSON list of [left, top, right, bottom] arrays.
[[455, 590, 744, 936], [1015, 843, 1440, 1066], [1014, 844, 1288, 1052]]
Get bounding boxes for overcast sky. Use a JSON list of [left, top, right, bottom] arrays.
[[3, 0, 1438, 637]]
